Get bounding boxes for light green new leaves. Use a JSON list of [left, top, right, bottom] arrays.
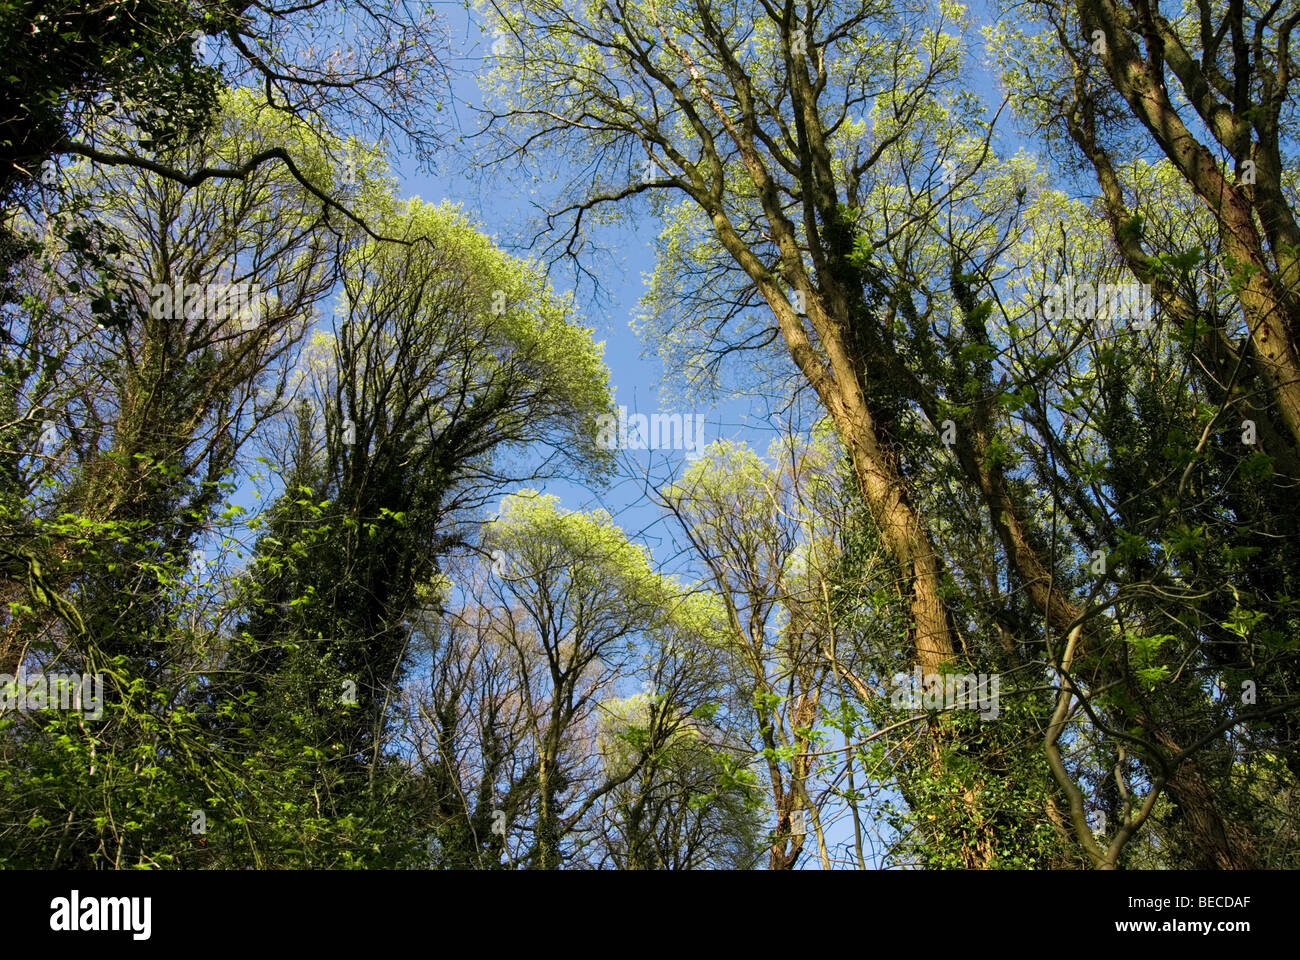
[[487, 489, 721, 637], [339, 199, 615, 469]]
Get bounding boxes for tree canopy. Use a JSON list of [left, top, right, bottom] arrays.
[[1, 0, 1297, 872]]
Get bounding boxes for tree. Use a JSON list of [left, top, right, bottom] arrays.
[[0, 88, 343, 674], [206, 200, 615, 866], [658, 437, 841, 867], [595, 693, 765, 869], [997, 0, 1300, 447], [469, 491, 725, 867], [989, 0, 1300, 868]]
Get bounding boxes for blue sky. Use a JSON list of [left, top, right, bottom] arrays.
[[379, 11, 797, 577]]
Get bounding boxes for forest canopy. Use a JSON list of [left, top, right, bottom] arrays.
[[0, 0, 1297, 870]]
